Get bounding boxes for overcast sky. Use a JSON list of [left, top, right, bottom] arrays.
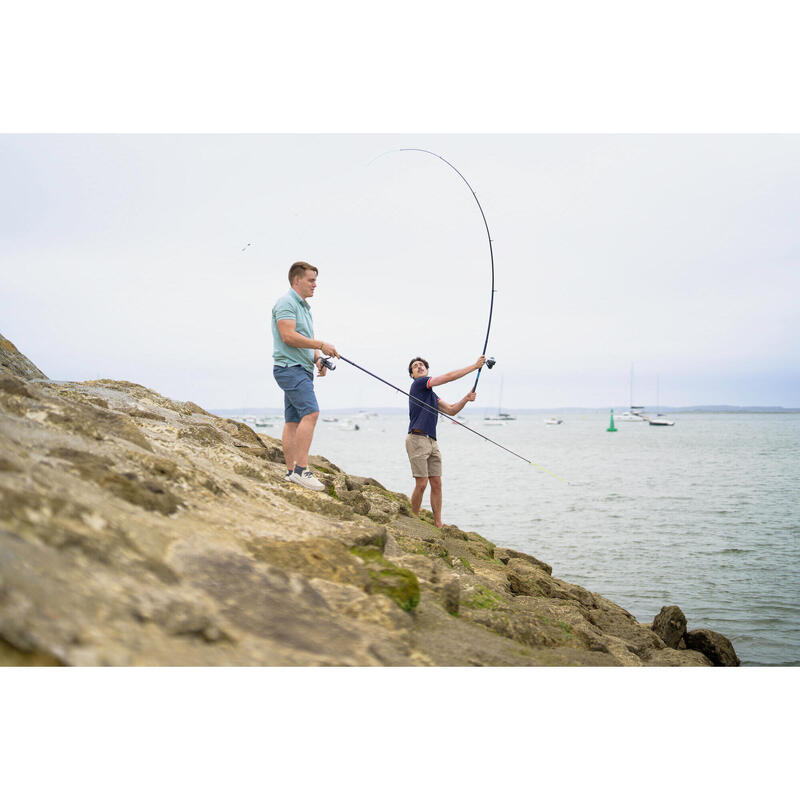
[[2, 133, 798, 410]]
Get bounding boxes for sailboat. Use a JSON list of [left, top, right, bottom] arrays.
[[649, 376, 675, 426], [484, 376, 515, 424], [619, 362, 647, 421]]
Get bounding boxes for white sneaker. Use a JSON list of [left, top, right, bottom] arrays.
[[283, 471, 293, 481], [289, 469, 325, 491]]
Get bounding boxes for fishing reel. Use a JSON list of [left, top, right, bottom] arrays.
[[318, 356, 336, 371], [485, 356, 496, 369]]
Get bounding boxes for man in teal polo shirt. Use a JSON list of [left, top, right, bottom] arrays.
[[272, 261, 339, 491]]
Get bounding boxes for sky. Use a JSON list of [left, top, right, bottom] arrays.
[[2, 133, 798, 411]]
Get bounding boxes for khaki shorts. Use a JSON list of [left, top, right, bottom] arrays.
[[405, 433, 442, 478]]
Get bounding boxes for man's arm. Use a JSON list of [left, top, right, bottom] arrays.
[[428, 356, 486, 388], [276, 319, 339, 357], [438, 391, 477, 417]]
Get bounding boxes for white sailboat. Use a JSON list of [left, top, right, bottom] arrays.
[[618, 409, 647, 421], [649, 376, 675, 426], [620, 363, 647, 421], [484, 376, 515, 423]]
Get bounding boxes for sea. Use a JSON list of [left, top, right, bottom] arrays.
[[299, 410, 800, 667]]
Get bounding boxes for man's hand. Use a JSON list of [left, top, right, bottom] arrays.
[[321, 342, 339, 358], [315, 355, 331, 377], [465, 391, 477, 403], [475, 355, 486, 370]]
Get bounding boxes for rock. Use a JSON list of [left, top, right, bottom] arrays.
[[337, 525, 388, 551], [245, 537, 372, 592], [362, 485, 406, 522], [685, 629, 740, 666], [440, 578, 460, 615], [643, 647, 712, 666], [653, 605, 687, 648], [183, 401, 211, 416], [178, 424, 225, 447], [0, 636, 63, 666], [0, 373, 37, 399], [0, 334, 48, 380], [393, 554, 439, 586], [495, 547, 553, 575], [345, 475, 385, 491], [337, 488, 371, 516], [586, 599, 665, 658], [508, 572, 535, 596]]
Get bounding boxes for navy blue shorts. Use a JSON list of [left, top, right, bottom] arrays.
[[273, 365, 319, 423]]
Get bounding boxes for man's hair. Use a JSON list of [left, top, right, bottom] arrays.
[[288, 261, 318, 285], [408, 357, 429, 377]]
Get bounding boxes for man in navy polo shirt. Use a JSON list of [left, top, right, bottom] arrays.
[[406, 354, 485, 527], [272, 261, 339, 491]]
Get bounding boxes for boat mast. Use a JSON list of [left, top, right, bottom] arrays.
[[630, 362, 634, 409]]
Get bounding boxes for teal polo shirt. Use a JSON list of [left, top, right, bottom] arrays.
[[272, 288, 315, 373]]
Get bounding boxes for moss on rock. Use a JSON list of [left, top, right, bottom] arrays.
[[462, 585, 506, 610], [350, 546, 421, 612], [367, 565, 420, 612], [392, 532, 449, 560]]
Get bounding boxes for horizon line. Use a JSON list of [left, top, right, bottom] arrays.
[[210, 404, 800, 414]]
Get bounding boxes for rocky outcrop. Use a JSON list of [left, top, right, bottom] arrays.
[[652, 605, 687, 649], [684, 629, 741, 667], [648, 607, 741, 666], [0, 334, 739, 666], [1, 333, 48, 381]]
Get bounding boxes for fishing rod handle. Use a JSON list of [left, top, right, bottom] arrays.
[[471, 356, 495, 391]]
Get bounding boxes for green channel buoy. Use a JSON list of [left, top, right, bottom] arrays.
[[607, 409, 617, 432]]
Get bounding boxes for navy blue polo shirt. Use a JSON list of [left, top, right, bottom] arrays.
[[408, 377, 439, 439]]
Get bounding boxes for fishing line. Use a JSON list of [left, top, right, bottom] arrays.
[[369, 148, 497, 391], [334, 355, 567, 483]]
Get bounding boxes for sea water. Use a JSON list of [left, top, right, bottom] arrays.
[[309, 411, 800, 666]]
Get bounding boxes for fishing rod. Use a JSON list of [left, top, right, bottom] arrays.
[[326, 355, 567, 483], [371, 148, 497, 391], [352, 150, 564, 480]]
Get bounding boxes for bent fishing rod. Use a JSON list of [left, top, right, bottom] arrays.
[[321, 355, 567, 483], [348, 149, 564, 481], [370, 148, 497, 391]]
